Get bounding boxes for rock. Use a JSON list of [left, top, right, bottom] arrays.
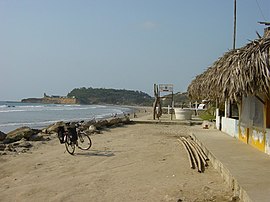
[[84, 119, 96, 129], [202, 121, 215, 129], [4, 144, 16, 152], [202, 185, 210, 192], [89, 125, 97, 132], [88, 125, 101, 134], [4, 127, 40, 144], [94, 119, 108, 129], [12, 138, 32, 148], [0, 131, 7, 141], [28, 133, 47, 141], [107, 118, 122, 127], [0, 144, 6, 151], [177, 197, 186, 202], [121, 116, 130, 124], [106, 117, 130, 127], [3, 139, 33, 153], [45, 121, 65, 134], [0, 151, 7, 155], [230, 196, 240, 202]]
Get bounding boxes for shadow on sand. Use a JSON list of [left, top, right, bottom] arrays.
[[75, 149, 115, 157]]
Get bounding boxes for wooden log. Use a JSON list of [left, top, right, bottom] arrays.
[[182, 137, 202, 173], [178, 138, 195, 169], [188, 139, 208, 169]]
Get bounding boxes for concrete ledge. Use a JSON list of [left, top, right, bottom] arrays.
[[131, 117, 203, 126], [190, 132, 251, 201], [132, 119, 194, 126], [131, 114, 203, 126]]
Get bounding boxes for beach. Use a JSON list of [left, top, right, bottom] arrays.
[[0, 110, 234, 202], [0, 101, 133, 133]]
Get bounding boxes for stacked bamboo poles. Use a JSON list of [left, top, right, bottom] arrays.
[[178, 136, 209, 173]]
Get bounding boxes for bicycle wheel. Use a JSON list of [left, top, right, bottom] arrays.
[[77, 133, 92, 150], [65, 135, 75, 155]]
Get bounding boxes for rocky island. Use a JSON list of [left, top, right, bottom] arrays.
[[21, 93, 78, 104]]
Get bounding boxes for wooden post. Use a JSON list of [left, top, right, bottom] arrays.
[[233, 0, 237, 50], [171, 91, 173, 120], [153, 84, 157, 120]]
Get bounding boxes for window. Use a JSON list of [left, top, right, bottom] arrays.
[[266, 99, 270, 128], [230, 102, 239, 119], [241, 96, 264, 129]]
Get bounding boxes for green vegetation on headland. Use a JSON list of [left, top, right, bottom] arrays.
[[21, 88, 190, 106], [161, 92, 189, 107], [67, 87, 154, 106]]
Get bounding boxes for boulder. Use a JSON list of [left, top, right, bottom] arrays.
[[10, 139, 33, 153], [94, 119, 108, 129], [107, 118, 122, 127], [0, 144, 6, 151], [0, 131, 7, 141], [4, 127, 40, 144], [88, 125, 101, 134], [45, 121, 65, 134], [28, 132, 48, 141], [89, 125, 97, 133], [4, 144, 16, 152], [12, 138, 32, 148], [121, 116, 130, 124], [202, 121, 215, 129], [84, 119, 97, 128]]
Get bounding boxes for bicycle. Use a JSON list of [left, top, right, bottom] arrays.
[[57, 121, 92, 155]]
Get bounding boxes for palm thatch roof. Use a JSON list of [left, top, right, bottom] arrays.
[[188, 28, 270, 103]]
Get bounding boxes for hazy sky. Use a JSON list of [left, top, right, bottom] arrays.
[[1, 0, 270, 100]]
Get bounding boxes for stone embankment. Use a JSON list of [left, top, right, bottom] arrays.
[[0, 116, 131, 155]]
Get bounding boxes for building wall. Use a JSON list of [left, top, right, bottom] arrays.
[[265, 129, 270, 155], [216, 109, 221, 130], [237, 97, 268, 153], [238, 126, 249, 144], [249, 129, 265, 152], [221, 117, 238, 138], [218, 96, 270, 155], [221, 117, 267, 153]]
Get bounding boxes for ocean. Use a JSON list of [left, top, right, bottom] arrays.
[[0, 101, 132, 133]]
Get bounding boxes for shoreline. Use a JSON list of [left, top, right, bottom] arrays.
[[0, 106, 152, 156], [0, 102, 151, 134]]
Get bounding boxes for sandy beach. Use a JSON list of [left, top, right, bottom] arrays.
[[0, 110, 234, 202]]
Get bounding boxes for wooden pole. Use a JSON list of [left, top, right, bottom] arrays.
[[171, 91, 173, 120], [153, 84, 157, 120], [233, 0, 237, 50]]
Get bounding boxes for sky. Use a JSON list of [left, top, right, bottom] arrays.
[[1, 0, 270, 101]]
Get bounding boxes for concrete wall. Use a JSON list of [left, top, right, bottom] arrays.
[[265, 129, 270, 155], [238, 126, 249, 144], [221, 117, 238, 138], [249, 128, 266, 152], [216, 109, 220, 130]]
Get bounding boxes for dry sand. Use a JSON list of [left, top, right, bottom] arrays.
[[0, 113, 234, 202]]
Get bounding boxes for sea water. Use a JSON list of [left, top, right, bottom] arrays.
[[0, 101, 132, 133]]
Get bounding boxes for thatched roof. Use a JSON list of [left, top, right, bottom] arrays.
[[188, 29, 270, 102]]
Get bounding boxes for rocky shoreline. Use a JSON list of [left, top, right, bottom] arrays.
[[0, 116, 131, 155]]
